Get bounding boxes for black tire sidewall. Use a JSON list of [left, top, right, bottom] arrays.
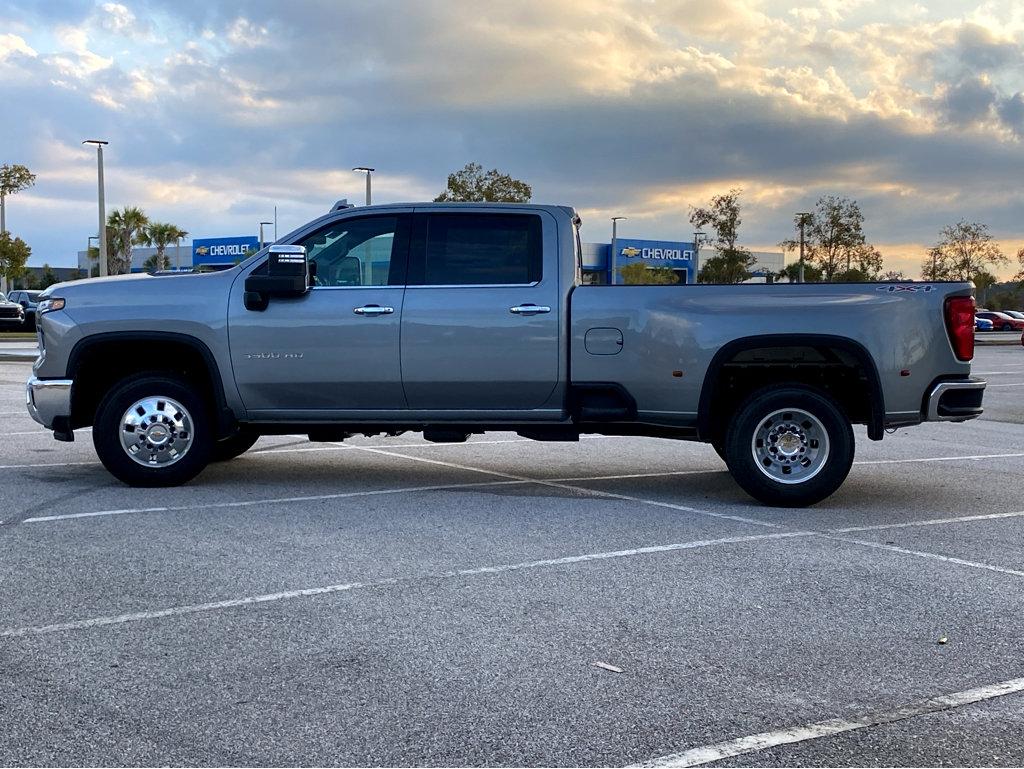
[[210, 430, 260, 462], [93, 375, 212, 487], [725, 386, 854, 507]]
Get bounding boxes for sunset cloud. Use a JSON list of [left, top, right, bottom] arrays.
[[1, 0, 1022, 278]]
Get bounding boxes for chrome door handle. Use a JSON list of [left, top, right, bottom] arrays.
[[509, 305, 551, 315], [353, 305, 394, 316]]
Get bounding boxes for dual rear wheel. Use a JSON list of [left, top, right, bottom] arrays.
[[716, 385, 855, 507]]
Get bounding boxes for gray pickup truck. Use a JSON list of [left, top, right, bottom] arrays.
[[27, 203, 985, 506]]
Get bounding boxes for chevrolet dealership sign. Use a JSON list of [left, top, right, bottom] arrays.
[[616, 238, 694, 266], [192, 236, 260, 265]]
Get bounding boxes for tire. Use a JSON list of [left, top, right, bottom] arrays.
[[1003, 323, 1013, 331], [723, 385, 854, 507], [211, 430, 260, 462], [92, 373, 212, 487], [711, 438, 727, 463]]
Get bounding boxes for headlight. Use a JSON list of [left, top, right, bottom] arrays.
[[37, 298, 65, 314]]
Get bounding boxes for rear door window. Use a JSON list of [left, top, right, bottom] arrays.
[[411, 213, 542, 285]]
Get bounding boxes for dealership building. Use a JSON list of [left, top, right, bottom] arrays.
[[77, 236, 261, 274], [77, 234, 783, 283]]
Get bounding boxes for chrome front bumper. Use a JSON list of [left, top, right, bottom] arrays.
[[926, 378, 986, 422], [26, 376, 73, 429]]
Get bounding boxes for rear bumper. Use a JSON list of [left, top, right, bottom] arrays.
[[26, 376, 73, 429], [926, 378, 986, 422]]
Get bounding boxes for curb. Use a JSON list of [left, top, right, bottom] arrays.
[[0, 352, 37, 362]]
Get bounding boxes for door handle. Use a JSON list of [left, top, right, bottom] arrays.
[[509, 304, 551, 315], [353, 305, 395, 316]]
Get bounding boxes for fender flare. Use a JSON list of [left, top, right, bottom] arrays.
[[697, 333, 885, 441]]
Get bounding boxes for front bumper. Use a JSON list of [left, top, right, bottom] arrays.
[[926, 378, 986, 422], [26, 376, 73, 430]]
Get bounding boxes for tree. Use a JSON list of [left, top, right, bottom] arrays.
[[782, 196, 868, 282], [878, 270, 907, 281], [619, 262, 679, 285], [0, 164, 36, 234], [690, 189, 756, 283], [19, 271, 39, 290], [778, 261, 823, 283], [0, 231, 31, 286], [142, 253, 169, 271], [972, 269, 998, 305], [141, 222, 188, 271], [434, 162, 532, 203], [40, 263, 58, 288], [921, 220, 1007, 281], [106, 207, 149, 274], [1013, 247, 1024, 285]]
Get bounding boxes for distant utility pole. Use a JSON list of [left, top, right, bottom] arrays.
[[610, 216, 627, 285], [83, 140, 109, 277], [795, 212, 811, 283], [353, 167, 374, 206], [692, 230, 705, 283]]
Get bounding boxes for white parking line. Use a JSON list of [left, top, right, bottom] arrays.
[[829, 535, 1024, 579], [854, 452, 1024, 465], [19, 478, 529, 523], [985, 382, 1024, 387], [630, 676, 1024, 767], [352, 446, 779, 529], [832, 509, 1024, 534], [0, 460, 95, 470], [0, 530, 812, 638]]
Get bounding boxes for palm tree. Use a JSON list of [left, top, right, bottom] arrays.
[[106, 207, 149, 274], [141, 222, 189, 272]]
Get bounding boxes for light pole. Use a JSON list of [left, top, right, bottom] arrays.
[[83, 140, 109, 277], [259, 221, 273, 250], [87, 235, 98, 276], [610, 216, 627, 285], [692, 230, 705, 284], [353, 167, 374, 206], [795, 212, 811, 283]]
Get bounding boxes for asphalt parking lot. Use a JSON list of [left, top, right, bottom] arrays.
[[1, 346, 1023, 767]]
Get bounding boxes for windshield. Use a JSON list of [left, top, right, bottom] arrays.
[[0, 293, 6, 302], [25, 291, 42, 301]]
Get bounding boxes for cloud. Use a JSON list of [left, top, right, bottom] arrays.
[[2, 0, 1024, 279]]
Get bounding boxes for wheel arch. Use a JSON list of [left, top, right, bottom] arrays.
[[67, 331, 235, 437], [697, 333, 885, 442]]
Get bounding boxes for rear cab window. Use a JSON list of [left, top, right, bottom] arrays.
[[409, 213, 543, 286]]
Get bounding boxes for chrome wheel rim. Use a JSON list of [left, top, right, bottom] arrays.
[[119, 396, 194, 468], [751, 408, 829, 485]]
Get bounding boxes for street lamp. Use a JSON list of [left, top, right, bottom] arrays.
[[795, 212, 811, 283], [352, 167, 374, 206], [692, 230, 705, 283], [259, 221, 273, 250], [83, 140, 109, 277], [610, 216, 627, 285]]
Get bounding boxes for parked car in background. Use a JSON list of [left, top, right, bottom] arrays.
[[975, 311, 1024, 332], [7, 290, 43, 330], [0, 293, 26, 329], [975, 316, 994, 331], [1002, 310, 1024, 321]]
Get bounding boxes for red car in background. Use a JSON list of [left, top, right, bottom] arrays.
[[975, 311, 1024, 331]]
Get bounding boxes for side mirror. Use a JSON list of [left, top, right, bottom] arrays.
[[243, 245, 310, 310]]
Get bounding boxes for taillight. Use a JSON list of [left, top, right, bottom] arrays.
[[944, 296, 975, 361]]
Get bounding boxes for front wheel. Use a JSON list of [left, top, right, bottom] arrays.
[[93, 374, 212, 487], [724, 386, 854, 507]]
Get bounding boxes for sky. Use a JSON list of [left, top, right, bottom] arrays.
[[1, 0, 1023, 277]]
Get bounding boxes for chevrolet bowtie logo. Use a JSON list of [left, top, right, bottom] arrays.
[[620, 247, 641, 257], [195, 246, 209, 255]]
